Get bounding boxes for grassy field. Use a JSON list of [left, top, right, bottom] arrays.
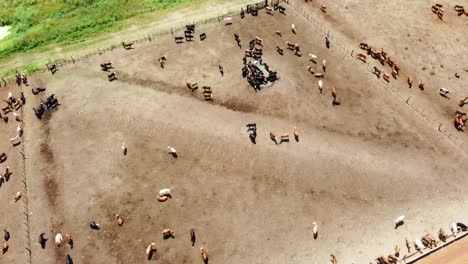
[[0, 0, 205, 61]]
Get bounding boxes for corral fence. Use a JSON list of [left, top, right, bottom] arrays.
[[285, 0, 468, 156]]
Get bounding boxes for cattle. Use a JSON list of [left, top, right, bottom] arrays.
[[454, 5, 466, 16], [66, 254, 73, 264], [0, 153, 7, 163], [2, 242, 8, 254], [100, 62, 113, 71], [275, 31, 282, 37], [357, 53, 367, 62], [421, 233, 437, 249], [146, 242, 156, 259], [122, 143, 127, 156], [451, 222, 459, 236], [394, 245, 400, 257], [32, 87, 46, 95], [162, 229, 175, 239], [159, 56, 167, 68], [318, 80, 323, 93], [278, 5, 286, 14], [108, 72, 117, 81], [14, 191, 22, 202], [186, 81, 199, 92], [159, 188, 171, 197], [322, 60, 327, 72], [3, 229, 10, 241], [201, 247, 209, 263], [218, 65, 224, 76], [55, 232, 63, 246], [307, 66, 315, 74], [459, 96, 468, 107], [314, 73, 325, 78], [414, 239, 424, 253], [89, 221, 101, 230], [276, 46, 284, 55], [395, 215, 405, 229], [405, 237, 412, 253], [376, 256, 390, 264], [407, 76, 413, 88], [266, 6, 273, 15], [190, 228, 196, 246], [15, 73, 22, 86], [360, 42, 371, 51], [200, 33, 207, 41], [21, 73, 29, 86], [321, 4, 327, 13], [372, 66, 382, 78], [383, 71, 390, 82], [293, 127, 299, 142], [38, 233, 47, 249], [270, 132, 278, 144], [157, 195, 169, 202], [116, 214, 124, 226], [432, 4, 444, 20], [330, 254, 337, 264], [122, 42, 135, 50], [175, 37, 184, 44], [185, 34, 193, 42], [279, 134, 289, 143], [224, 17, 233, 26], [418, 81, 425, 91], [457, 222, 468, 231], [49, 63, 58, 74], [65, 233, 74, 249], [439, 87, 450, 98], [33, 104, 46, 119], [438, 228, 447, 242], [167, 146, 177, 157], [312, 222, 318, 239]]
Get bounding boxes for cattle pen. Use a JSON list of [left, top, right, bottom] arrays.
[[0, 0, 467, 264]]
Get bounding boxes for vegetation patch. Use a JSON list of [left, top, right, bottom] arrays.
[[0, 0, 205, 60]]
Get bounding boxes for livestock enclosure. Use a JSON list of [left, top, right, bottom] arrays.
[[1, 1, 467, 264]]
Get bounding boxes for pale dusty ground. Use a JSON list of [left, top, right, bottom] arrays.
[[0, 2, 467, 264]]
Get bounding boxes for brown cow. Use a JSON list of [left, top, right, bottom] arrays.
[[373, 66, 382, 78], [407, 76, 413, 88], [357, 53, 367, 62]]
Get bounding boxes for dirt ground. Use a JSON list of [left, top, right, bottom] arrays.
[[1, 2, 468, 264]]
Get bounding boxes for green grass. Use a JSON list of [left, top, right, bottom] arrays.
[[0, 0, 205, 60]]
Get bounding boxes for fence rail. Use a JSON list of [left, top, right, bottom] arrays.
[[287, 0, 468, 156]]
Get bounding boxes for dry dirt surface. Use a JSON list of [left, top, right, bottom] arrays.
[[1, 1, 468, 264]]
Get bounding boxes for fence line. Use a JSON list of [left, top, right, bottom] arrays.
[[287, 0, 468, 156], [18, 81, 32, 263]]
